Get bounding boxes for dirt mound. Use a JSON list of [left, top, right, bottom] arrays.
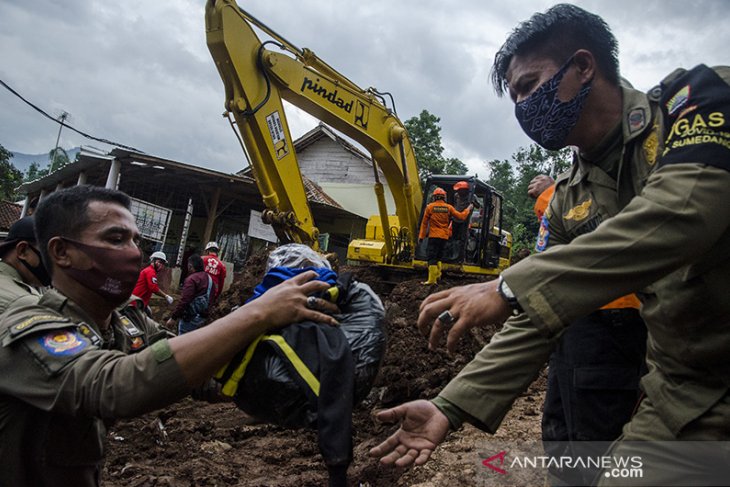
[[103, 254, 544, 486]]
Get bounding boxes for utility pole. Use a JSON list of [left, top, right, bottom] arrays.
[[50, 111, 69, 172]]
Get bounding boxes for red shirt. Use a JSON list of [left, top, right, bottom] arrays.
[[132, 264, 160, 306], [202, 253, 227, 298]]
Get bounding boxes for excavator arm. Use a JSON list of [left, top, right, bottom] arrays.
[[205, 0, 422, 258]]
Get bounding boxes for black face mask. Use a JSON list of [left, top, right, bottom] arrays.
[[20, 245, 52, 287], [62, 238, 143, 306]]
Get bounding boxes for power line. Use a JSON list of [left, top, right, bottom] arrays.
[[0, 78, 145, 153]]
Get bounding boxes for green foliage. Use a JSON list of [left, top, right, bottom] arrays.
[[405, 109, 468, 182], [49, 147, 70, 172], [24, 161, 49, 182], [0, 144, 23, 201], [484, 144, 572, 251]]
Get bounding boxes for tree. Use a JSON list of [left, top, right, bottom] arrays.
[[443, 157, 468, 175], [0, 144, 23, 201], [24, 161, 49, 182], [484, 143, 572, 252], [404, 109, 468, 182], [49, 147, 70, 172]]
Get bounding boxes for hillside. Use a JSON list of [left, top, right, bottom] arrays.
[[7, 146, 81, 173]]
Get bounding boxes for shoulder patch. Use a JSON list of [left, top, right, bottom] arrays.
[[535, 215, 550, 252], [77, 323, 103, 347], [666, 85, 690, 116], [11, 314, 68, 336], [3, 314, 72, 347], [660, 65, 730, 171], [130, 336, 146, 351], [628, 107, 647, 133], [119, 315, 143, 337], [38, 330, 90, 356]]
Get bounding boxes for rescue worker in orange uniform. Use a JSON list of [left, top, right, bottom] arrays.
[[418, 187, 472, 285]]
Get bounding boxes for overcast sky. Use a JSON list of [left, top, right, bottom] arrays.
[[2, 0, 728, 177]]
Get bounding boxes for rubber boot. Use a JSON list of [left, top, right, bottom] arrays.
[[436, 261, 443, 280], [422, 265, 439, 285]]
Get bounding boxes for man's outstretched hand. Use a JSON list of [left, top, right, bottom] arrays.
[[369, 400, 451, 468], [418, 280, 511, 353]]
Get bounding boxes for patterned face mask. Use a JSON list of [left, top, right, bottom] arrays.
[[62, 238, 143, 306], [514, 56, 593, 150]]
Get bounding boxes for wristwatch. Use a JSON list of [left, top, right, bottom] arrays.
[[496, 276, 523, 315]]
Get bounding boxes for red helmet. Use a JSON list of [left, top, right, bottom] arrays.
[[432, 187, 447, 198], [453, 181, 469, 191]]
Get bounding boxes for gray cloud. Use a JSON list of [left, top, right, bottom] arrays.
[[1, 0, 728, 178]]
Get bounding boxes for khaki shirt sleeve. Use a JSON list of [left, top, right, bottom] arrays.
[[504, 163, 730, 335], [0, 307, 189, 420], [436, 313, 558, 433]]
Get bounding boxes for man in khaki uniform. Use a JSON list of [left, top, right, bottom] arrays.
[[529, 169, 647, 485], [0, 185, 339, 487], [371, 4, 730, 484], [0, 216, 49, 312]]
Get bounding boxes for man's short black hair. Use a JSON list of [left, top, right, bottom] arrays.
[[491, 4, 619, 97], [188, 254, 204, 273], [34, 185, 131, 272]]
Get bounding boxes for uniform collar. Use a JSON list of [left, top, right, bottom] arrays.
[[0, 261, 40, 295], [571, 84, 653, 188], [39, 288, 123, 337], [0, 260, 24, 281]]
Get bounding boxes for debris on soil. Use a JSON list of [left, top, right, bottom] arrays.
[[104, 249, 545, 486]]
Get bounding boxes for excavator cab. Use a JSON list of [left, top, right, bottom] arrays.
[[415, 175, 511, 274]]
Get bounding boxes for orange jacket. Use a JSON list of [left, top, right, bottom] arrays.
[[419, 200, 471, 240], [533, 184, 556, 220]]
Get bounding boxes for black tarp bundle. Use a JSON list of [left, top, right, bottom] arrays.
[[216, 245, 386, 486]]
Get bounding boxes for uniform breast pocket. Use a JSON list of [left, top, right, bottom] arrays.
[[561, 194, 607, 240]]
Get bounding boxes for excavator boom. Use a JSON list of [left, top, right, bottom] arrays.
[[205, 0, 510, 273], [206, 0, 421, 256]]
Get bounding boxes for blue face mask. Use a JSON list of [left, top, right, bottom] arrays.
[[514, 56, 593, 150]]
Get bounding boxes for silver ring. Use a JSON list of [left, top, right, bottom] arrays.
[[306, 296, 318, 309], [437, 310, 455, 326]]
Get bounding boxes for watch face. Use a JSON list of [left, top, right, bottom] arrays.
[[499, 278, 515, 300]]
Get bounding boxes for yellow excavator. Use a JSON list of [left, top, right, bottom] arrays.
[[205, 0, 511, 276]]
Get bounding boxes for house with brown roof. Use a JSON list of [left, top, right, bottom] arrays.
[[0, 200, 22, 238], [16, 146, 365, 289]]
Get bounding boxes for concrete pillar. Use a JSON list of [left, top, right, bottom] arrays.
[[202, 187, 221, 245], [20, 196, 31, 218], [77, 171, 87, 185], [105, 160, 121, 189], [176, 198, 194, 267]]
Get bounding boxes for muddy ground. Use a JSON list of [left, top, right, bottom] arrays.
[[102, 252, 545, 486]]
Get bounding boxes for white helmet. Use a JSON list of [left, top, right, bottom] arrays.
[[205, 241, 219, 251], [150, 251, 167, 264]]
